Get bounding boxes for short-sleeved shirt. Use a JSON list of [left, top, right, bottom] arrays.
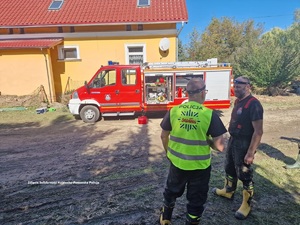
[[228, 94, 263, 137], [160, 109, 227, 138]]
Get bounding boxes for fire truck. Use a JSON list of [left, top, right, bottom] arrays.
[[68, 58, 233, 123]]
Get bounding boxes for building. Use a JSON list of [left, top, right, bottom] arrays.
[[0, 0, 188, 102]]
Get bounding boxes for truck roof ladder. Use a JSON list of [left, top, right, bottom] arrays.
[[142, 58, 230, 69]]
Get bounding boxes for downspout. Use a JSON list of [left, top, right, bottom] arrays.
[[177, 21, 186, 37], [176, 21, 186, 61], [41, 48, 53, 103]]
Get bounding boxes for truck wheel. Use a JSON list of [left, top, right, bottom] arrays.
[[80, 105, 100, 123]]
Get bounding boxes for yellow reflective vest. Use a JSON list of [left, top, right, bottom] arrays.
[[168, 101, 212, 170]]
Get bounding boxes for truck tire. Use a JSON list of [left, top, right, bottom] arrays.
[[80, 105, 100, 123]]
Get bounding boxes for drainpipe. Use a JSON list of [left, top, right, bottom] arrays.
[[41, 48, 53, 103], [177, 21, 186, 37]]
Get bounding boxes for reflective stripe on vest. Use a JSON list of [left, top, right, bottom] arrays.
[[170, 135, 208, 146], [168, 147, 211, 161], [167, 101, 213, 170]]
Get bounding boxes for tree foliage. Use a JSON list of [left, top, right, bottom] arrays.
[[294, 9, 300, 22], [181, 11, 300, 95], [185, 28, 202, 60], [177, 39, 188, 61], [234, 23, 300, 94], [185, 17, 263, 63]]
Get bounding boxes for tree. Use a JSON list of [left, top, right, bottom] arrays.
[[184, 17, 263, 63], [185, 28, 202, 60], [234, 25, 300, 95], [200, 17, 244, 62], [234, 31, 285, 89], [294, 9, 300, 22], [177, 39, 188, 61], [181, 12, 299, 95]]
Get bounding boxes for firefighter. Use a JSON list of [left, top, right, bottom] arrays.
[[159, 78, 227, 225], [212, 76, 264, 220]]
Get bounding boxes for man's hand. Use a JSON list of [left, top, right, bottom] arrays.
[[210, 135, 225, 152], [244, 152, 255, 165], [161, 130, 170, 154]]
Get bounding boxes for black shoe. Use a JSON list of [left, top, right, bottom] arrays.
[[185, 214, 201, 225]]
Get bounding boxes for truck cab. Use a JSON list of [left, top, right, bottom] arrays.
[[68, 65, 143, 123]]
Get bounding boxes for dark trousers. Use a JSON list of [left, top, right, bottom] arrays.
[[225, 136, 253, 189], [163, 163, 211, 217]]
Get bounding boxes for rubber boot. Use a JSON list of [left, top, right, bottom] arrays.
[[160, 204, 174, 225], [235, 189, 253, 220], [185, 214, 201, 225], [285, 144, 300, 169], [212, 175, 237, 200]]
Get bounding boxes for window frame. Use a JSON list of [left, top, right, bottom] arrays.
[[125, 44, 146, 65], [137, 0, 150, 7], [121, 69, 137, 86], [58, 45, 81, 61], [90, 69, 117, 88], [48, 0, 64, 10]]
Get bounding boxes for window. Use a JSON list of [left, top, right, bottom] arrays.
[[175, 73, 204, 98], [137, 0, 150, 7], [49, 0, 64, 10], [126, 25, 132, 31], [58, 46, 80, 61], [91, 70, 117, 88], [125, 44, 146, 65], [175, 73, 204, 86], [122, 69, 137, 85], [138, 24, 143, 31]]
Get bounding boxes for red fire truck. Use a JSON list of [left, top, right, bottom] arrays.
[[68, 58, 233, 123]]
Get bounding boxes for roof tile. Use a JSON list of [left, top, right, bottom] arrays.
[[0, 0, 188, 27], [0, 39, 63, 49]]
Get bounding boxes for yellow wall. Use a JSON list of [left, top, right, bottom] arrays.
[[0, 49, 52, 97]]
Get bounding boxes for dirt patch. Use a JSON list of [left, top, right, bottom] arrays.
[[0, 95, 299, 224], [0, 88, 70, 108]]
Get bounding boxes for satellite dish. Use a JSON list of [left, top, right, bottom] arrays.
[[159, 38, 170, 51]]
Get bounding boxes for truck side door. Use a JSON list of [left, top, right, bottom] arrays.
[[205, 70, 231, 101], [89, 68, 119, 113], [117, 67, 141, 112]]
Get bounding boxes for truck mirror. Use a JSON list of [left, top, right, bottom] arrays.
[[84, 81, 90, 93]]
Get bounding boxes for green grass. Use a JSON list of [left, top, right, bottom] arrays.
[[0, 106, 74, 126]]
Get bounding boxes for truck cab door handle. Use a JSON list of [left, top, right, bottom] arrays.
[[135, 89, 140, 93], [115, 90, 120, 94]]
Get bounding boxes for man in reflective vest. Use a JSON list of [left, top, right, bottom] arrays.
[[159, 78, 227, 225]]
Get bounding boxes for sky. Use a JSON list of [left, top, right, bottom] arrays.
[[179, 0, 299, 45]]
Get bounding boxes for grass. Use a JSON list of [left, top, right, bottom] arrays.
[[256, 95, 300, 110], [0, 106, 73, 126]]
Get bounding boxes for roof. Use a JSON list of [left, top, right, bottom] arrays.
[[0, 39, 63, 49], [0, 0, 188, 27]]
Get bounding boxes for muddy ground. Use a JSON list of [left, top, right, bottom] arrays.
[[0, 95, 299, 225]]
